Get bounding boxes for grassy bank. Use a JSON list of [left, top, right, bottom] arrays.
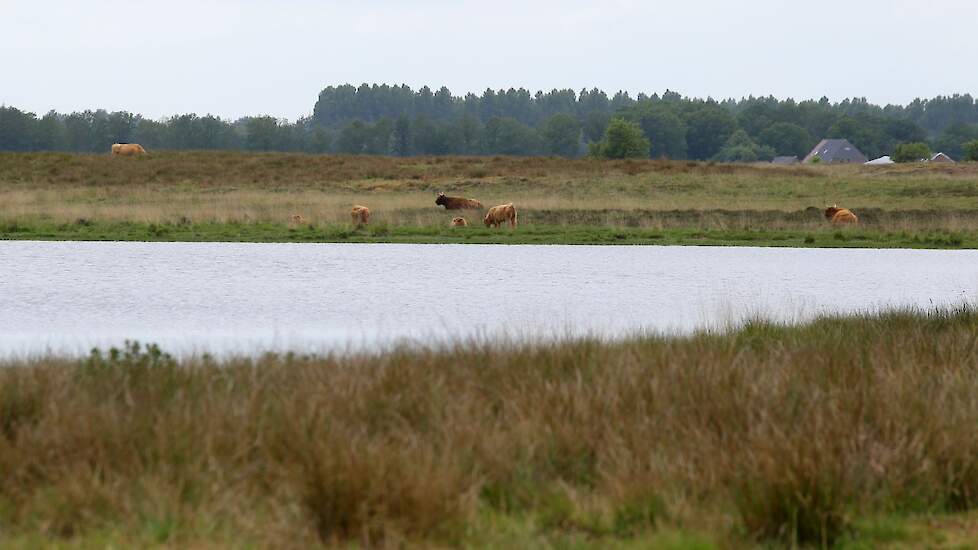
[[5, 309, 978, 547], [2, 152, 978, 247], [1, 217, 974, 248]]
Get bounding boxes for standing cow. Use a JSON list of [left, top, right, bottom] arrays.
[[351, 205, 371, 226], [484, 203, 517, 229], [111, 143, 147, 156], [435, 192, 483, 210]]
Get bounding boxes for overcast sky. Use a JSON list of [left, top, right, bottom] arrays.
[[4, 0, 977, 121]]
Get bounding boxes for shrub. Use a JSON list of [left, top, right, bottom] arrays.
[[892, 142, 931, 163], [590, 118, 650, 159], [963, 139, 978, 162]]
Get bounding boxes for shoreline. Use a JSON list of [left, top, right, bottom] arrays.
[[1, 220, 974, 249]]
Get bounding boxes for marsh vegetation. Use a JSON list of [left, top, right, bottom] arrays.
[[4, 309, 978, 547]]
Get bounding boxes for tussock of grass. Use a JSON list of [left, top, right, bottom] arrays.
[[4, 308, 978, 546]]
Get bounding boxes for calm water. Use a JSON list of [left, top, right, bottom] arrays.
[[1, 241, 976, 357]]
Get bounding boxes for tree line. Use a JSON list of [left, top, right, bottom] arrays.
[[2, 85, 978, 161]]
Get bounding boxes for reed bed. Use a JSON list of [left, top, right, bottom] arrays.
[[4, 308, 978, 547]]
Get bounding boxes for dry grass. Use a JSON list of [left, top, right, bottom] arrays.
[[4, 309, 978, 547], [3, 152, 978, 227]]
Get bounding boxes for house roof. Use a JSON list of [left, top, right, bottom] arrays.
[[803, 139, 868, 164], [865, 155, 894, 165], [930, 152, 955, 163]]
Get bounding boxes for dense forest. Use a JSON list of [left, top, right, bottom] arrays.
[[3, 84, 978, 161]]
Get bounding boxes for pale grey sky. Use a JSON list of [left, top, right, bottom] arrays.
[[3, 0, 976, 121]]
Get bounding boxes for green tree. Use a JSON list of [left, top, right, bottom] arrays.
[[626, 103, 687, 159], [757, 122, 815, 158], [0, 107, 37, 151], [540, 113, 581, 157], [131, 119, 168, 150], [712, 130, 776, 162], [307, 126, 332, 153], [684, 104, 736, 159], [335, 120, 370, 154], [412, 116, 452, 155], [962, 140, 978, 161], [390, 115, 412, 156], [826, 115, 887, 159], [364, 118, 394, 155], [106, 111, 138, 144], [34, 111, 66, 150], [582, 111, 611, 143], [482, 117, 541, 155], [891, 142, 931, 163], [591, 118, 650, 159], [244, 116, 282, 151], [449, 114, 482, 155], [932, 123, 978, 160], [63, 111, 96, 152]]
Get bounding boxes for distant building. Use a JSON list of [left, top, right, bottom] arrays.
[[865, 155, 894, 165], [930, 152, 956, 163], [803, 139, 868, 164], [771, 156, 799, 165]]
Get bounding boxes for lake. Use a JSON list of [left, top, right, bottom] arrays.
[[1, 241, 976, 357]]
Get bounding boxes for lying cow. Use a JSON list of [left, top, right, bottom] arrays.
[[290, 214, 306, 225], [824, 205, 858, 225], [484, 203, 517, 229], [351, 205, 371, 226], [111, 143, 147, 156], [435, 192, 483, 210], [450, 217, 468, 227]]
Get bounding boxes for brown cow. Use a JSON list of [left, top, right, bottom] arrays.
[[824, 205, 858, 225], [111, 143, 147, 156], [450, 217, 468, 227], [435, 192, 483, 210], [289, 214, 306, 225], [351, 205, 371, 226], [484, 203, 517, 229]]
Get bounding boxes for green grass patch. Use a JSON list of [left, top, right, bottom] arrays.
[[3, 219, 978, 249]]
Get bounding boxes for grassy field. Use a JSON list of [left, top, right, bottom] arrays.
[[4, 309, 978, 547], [3, 151, 978, 247]]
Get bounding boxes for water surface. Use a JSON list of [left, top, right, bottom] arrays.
[[1, 241, 976, 357]]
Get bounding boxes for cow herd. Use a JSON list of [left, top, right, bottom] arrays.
[[324, 192, 519, 230]]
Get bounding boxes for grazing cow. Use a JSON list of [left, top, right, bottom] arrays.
[[484, 203, 518, 229], [290, 214, 306, 225], [110, 143, 147, 156], [450, 217, 468, 227], [824, 205, 858, 225], [435, 192, 483, 210], [351, 205, 371, 226]]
